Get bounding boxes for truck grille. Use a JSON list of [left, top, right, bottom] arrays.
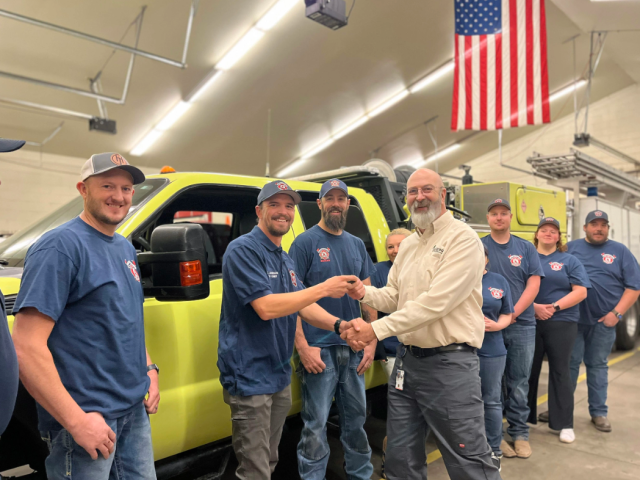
[[3, 294, 16, 316]]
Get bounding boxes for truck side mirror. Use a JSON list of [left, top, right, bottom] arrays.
[[138, 224, 210, 301]]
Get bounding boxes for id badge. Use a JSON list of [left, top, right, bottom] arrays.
[[395, 369, 405, 390]]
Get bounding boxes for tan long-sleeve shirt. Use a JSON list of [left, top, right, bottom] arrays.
[[364, 211, 485, 348]]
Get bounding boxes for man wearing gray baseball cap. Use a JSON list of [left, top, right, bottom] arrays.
[[12, 153, 159, 479]]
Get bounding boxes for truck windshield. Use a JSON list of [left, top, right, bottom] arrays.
[[0, 178, 168, 267]]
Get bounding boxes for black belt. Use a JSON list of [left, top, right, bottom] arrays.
[[406, 343, 476, 358]]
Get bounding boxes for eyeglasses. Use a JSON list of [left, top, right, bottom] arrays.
[[407, 185, 442, 197]]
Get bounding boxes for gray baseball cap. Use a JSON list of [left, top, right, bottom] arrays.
[[487, 198, 511, 212], [585, 210, 609, 225], [257, 180, 301, 205], [80, 152, 145, 185]]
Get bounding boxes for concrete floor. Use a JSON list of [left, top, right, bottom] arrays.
[[222, 343, 640, 480]]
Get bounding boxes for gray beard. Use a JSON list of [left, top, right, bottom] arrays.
[[410, 200, 440, 229]]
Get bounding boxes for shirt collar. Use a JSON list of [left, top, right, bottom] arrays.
[[250, 226, 282, 252], [416, 211, 453, 240]]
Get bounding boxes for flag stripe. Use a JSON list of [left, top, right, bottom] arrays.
[[452, 34, 460, 131], [517, 0, 527, 127], [496, 32, 503, 130], [510, 0, 519, 127], [539, 0, 550, 123], [533, 0, 542, 124], [487, 34, 496, 131], [480, 35, 488, 131], [458, 34, 466, 131], [472, 36, 481, 130], [465, 35, 473, 130], [526, 0, 534, 125], [502, 0, 510, 129]]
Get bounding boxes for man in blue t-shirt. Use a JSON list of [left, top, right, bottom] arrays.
[[289, 179, 376, 480], [567, 210, 640, 432], [218, 180, 362, 480], [482, 198, 543, 460], [12, 153, 159, 480], [0, 137, 25, 440]]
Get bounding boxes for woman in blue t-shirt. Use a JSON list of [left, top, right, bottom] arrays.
[[479, 246, 514, 464], [528, 217, 590, 444]]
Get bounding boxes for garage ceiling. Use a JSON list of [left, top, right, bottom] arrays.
[[0, 0, 636, 178]]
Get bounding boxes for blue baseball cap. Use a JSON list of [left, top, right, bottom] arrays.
[[0, 138, 26, 153], [487, 198, 511, 212], [320, 179, 348, 198], [585, 210, 609, 225], [538, 216, 560, 229], [257, 180, 301, 205]]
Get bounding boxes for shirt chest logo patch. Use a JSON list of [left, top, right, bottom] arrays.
[[508, 254, 523, 267], [317, 247, 331, 262], [432, 245, 444, 256], [125, 259, 140, 282], [289, 269, 298, 287], [488, 287, 504, 299], [602, 253, 616, 264], [549, 262, 564, 271]]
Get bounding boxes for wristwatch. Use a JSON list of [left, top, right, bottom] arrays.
[[147, 363, 160, 375], [552, 302, 561, 312], [612, 309, 623, 321], [334, 319, 344, 335]]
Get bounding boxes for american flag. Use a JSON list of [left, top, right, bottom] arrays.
[[451, 0, 550, 131]]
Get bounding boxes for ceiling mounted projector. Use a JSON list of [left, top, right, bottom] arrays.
[[305, 0, 348, 30]]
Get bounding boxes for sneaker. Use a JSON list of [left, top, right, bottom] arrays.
[[538, 410, 549, 423], [491, 452, 502, 472], [514, 439, 532, 458], [591, 416, 612, 432], [381, 436, 387, 479], [559, 428, 575, 443], [500, 439, 517, 458]]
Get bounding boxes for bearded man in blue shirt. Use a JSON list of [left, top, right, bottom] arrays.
[[566, 210, 640, 433]]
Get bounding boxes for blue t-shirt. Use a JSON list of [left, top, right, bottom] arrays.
[[482, 235, 544, 326], [478, 271, 513, 357], [0, 290, 19, 435], [371, 260, 400, 355], [535, 250, 591, 323], [13, 217, 149, 430], [218, 227, 304, 396], [567, 239, 640, 325], [289, 225, 373, 348]]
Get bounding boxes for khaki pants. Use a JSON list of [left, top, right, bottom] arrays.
[[223, 385, 292, 480]]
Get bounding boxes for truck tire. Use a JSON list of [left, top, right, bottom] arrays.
[[615, 303, 639, 351]]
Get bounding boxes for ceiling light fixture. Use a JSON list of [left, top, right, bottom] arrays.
[[155, 101, 192, 131], [368, 90, 410, 118], [301, 138, 335, 159], [332, 116, 369, 140], [549, 79, 587, 102], [409, 61, 455, 94], [278, 159, 307, 177], [256, 0, 298, 31], [216, 28, 265, 71], [130, 129, 163, 157], [188, 70, 224, 103]]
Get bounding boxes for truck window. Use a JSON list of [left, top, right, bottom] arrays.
[[132, 185, 259, 277], [297, 192, 378, 263]]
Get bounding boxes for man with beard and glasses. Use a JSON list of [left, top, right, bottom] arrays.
[[342, 169, 501, 480], [12, 153, 159, 479], [218, 180, 363, 480], [481, 198, 543, 460], [566, 211, 640, 433], [288, 179, 376, 480]]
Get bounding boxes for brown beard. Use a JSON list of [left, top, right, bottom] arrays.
[[322, 206, 347, 232]]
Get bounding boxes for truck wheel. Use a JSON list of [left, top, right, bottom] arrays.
[[615, 303, 639, 351]]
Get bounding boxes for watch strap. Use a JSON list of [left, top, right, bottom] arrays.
[[334, 319, 343, 336], [612, 309, 623, 319], [147, 363, 159, 374], [553, 302, 561, 312]]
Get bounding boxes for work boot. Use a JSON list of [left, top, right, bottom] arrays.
[[591, 416, 612, 432], [500, 439, 517, 458], [538, 410, 549, 423], [514, 439, 532, 458], [491, 452, 502, 472], [381, 436, 387, 479]]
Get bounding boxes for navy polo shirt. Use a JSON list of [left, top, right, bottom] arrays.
[[535, 251, 591, 323], [289, 225, 373, 348], [567, 239, 640, 325], [371, 260, 400, 355], [218, 227, 304, 396], [0, 290, 19, 435], [482, 235, 544, 326], [478, 271, 514, 357]]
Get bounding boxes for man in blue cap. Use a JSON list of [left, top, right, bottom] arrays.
[[566, 210, 640, 432], [218, 180, 362, 480], [289, 179, 376, 480], [0, 138, 25, 443]]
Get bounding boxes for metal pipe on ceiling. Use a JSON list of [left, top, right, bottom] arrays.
[[0, 96, 93, 119]]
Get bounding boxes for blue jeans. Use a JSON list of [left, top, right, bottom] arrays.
[[40, 403, 156, 480], [502, 324, 535, 441], [570, 322, 617, 417], [479, 355, 506, 455], [296, 345, 373, 480]]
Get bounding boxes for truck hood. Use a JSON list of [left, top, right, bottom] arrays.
[[0, 266, 23, 296]]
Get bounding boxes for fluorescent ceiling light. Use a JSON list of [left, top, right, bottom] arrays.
[[333, 116, 369, 140], [301, 138, 335, 159], [409, 61, 455, 94], [216, 28, 265, 70], [549, 80, 587, 102], [277, 159, 306, 177], [155, 101, 192, 131], [188, 70, 224, 103], [130, 130, 163, 157], [368, 89, 409, 118], [418, 144, 461, 166], [256, 0, 298, 31]]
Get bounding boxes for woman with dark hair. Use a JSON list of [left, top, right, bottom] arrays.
[[528, 217, 590, 444]]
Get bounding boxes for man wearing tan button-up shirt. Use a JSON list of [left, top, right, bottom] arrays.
[[343, 169, 501, 480]]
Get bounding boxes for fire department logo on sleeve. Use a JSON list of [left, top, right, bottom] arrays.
[[488, 287, 504, 299], [602, 253, 616, 264], [276, 182, 288, 190], [125, 259, 140, 282], [508, 255, 523, 267], [330, 180, 340, 187], [289, 269, 298, 287], [317, 248, 331, 262], [549, 262, 564, 271]]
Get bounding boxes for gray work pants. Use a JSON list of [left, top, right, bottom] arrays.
[[223, 385, 292, 480], [385, 346, 501, 480]]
